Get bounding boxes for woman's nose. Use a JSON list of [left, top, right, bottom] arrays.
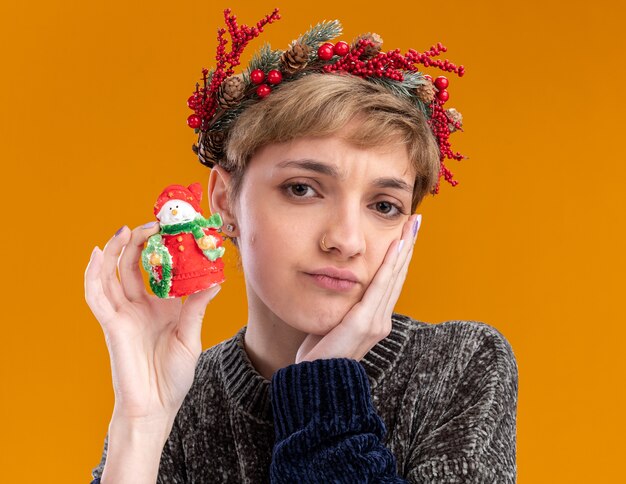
[[322, 207, 366, 257]]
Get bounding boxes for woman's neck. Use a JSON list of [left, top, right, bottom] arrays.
[[242, 291, 309, 380]]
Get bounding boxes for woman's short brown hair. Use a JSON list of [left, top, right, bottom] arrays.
[[222, 72, 440, 215]]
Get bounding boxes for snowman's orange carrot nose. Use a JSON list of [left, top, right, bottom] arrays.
[[172, 209, 178, 215]]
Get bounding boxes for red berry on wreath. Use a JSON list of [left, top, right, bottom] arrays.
[[256, 84, 271, 98], [423, 74, 433, 82], [187, 114, 201, 128], [250, 69, 265, 84], [187, 94, 201, 110], [434, 76, 449, 90], [333, 41, 350, 57], [436, 89, 449, 102], [317, 43, 335, 60], [267, 69, 283, 85]]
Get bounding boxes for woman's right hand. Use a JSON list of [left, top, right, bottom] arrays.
[[84, 223, 221, 424]]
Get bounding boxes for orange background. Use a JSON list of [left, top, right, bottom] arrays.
[[1, 0, 624, 482]]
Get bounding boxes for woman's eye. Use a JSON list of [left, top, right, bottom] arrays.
[[284, 183, 316, 198], [374, 201, 403, 219], [283, 182, 404, 219]]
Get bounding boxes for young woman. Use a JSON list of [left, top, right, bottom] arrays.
[[86, 11, 518, 483]]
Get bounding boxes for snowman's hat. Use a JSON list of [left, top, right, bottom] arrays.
[[153, 182, 204, 216]]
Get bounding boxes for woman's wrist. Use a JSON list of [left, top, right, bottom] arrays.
[[99, 412, 177, 484], [109, 410, 176, 442], [110, 406, 178, 434]]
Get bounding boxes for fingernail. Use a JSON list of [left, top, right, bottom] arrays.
[[397, 239, 405, 254], [114, 225, 125, 237], [142, 221, 158, 229], [90, 246, 99, 260], [413, 214, 422, 238]]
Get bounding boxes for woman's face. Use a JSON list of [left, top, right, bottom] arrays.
[[233, 127, 416, 335]]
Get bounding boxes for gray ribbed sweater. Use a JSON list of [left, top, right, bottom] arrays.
[[91, 313, 518, 482]]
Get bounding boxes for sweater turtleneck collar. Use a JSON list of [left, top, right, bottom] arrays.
[[218, 313, 417, 423]]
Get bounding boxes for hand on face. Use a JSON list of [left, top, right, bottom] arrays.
[[295, 213, 422, 363]]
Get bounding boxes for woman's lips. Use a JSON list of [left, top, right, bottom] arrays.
[[304, 273, 357, 291]]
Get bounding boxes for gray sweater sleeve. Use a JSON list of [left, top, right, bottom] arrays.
[[404, 323, 518, 482], [156, 414, 188, 484]]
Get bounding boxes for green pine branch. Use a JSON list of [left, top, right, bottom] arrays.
[[367, 73, 432, 118], [247, 43, 283, 74], [210, 96, 257, 132], [298, 20, 342, 48], [405, 72, 435, 118], [367, 76, 412, 98], [402, 71, 424, 89]]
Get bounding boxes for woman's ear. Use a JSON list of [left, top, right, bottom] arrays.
[[208, 165, 237, 226]]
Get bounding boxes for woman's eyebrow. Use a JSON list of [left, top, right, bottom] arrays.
[[276, 158, 413, 193], [372, 177, 413, 194], [276, 158, 339, 177]]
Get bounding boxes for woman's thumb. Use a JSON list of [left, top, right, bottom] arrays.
[[178, 285, 222, 353]]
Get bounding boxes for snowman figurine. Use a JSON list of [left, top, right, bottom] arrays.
[[141, 182, 226, 298]]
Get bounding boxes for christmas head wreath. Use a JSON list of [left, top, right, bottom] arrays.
[[187, 7, 466, 195]]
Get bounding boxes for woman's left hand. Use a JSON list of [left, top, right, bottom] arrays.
[[295, 213, 422, 363]]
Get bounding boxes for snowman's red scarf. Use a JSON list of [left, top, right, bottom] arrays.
[[160, 213, 223, 239]]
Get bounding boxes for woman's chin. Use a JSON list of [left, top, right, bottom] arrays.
[[287, 302, 352, 336]]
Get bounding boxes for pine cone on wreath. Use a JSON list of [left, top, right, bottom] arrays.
[[280, 43, 312, 74], [351, 32, 383, 59], [446, 108, 463, 132], [217, 75, 245, 109], [416, 80, 436, 103], [193, 130, 226, 167]]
